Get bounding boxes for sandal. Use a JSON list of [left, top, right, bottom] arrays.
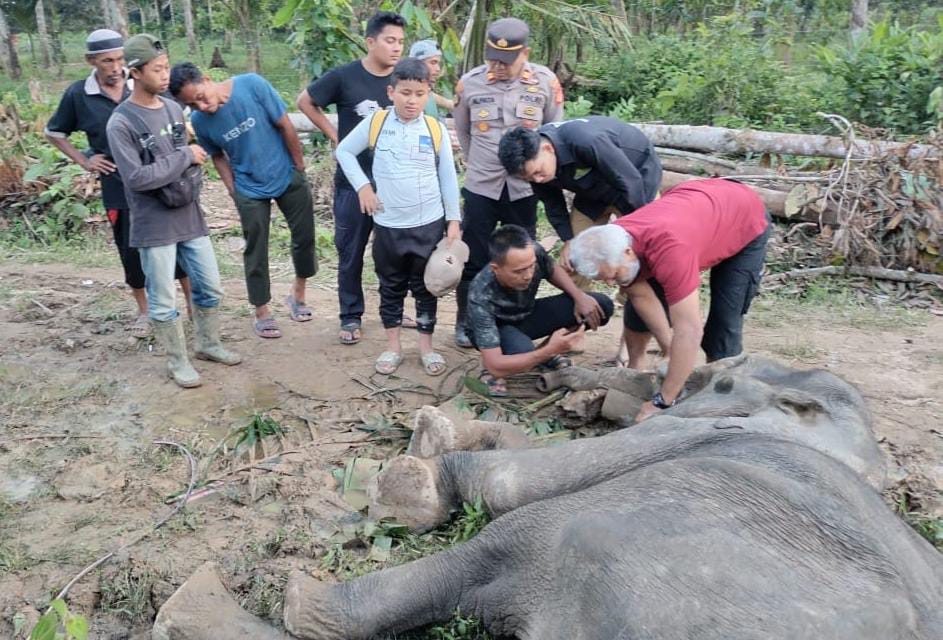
[[478, 369, 508, 397], [130, 314, 152, 339], [401, 315, 418, 330], [420, 352, 447, 376], [375, 351, 403, 375], [254, 316, 282, 339], [339, 323, 362, 345], [284, 295, 313, 322]]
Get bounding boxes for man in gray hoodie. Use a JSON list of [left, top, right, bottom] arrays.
[[106, 34, 240, 388]]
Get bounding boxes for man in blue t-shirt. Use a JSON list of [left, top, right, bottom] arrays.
[[170, 63, 316, 339]]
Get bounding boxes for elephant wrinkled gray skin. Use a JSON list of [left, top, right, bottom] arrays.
[[154, 356, 943, 640]]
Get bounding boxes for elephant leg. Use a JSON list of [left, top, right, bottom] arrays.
[[284, 549, 469, 639], [407, 405, 530, 458], [370, 417, 721, 531]]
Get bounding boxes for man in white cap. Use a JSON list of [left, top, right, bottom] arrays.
[[45, 29, 191, 338], [408, 39, 453, 118]]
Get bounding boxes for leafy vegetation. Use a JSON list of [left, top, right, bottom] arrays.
[[28, 599, 89, 640]]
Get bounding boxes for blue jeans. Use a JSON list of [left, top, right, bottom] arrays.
[[139, 235, 223, 322]]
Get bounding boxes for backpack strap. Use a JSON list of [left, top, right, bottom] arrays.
[[367, 108, 392, 152], [421, 114, 443, 167]]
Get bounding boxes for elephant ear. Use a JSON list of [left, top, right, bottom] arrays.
[[774, 389, 827, 423]]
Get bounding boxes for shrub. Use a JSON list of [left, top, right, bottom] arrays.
[[814, 18, 943, 135]]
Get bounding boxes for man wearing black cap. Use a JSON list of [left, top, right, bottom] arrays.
[[45, 29, 191, 339], [452, 17, 564, 348]]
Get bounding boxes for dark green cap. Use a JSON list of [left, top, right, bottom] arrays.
[[124, 34, 165, 69]]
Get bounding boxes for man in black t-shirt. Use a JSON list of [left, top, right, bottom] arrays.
[[296, 11, 405, 345], [45, 29, 190, 339], [466, 225, 614, 396]]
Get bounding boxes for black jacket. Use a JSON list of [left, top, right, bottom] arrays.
[[534, 116, 662, 240]]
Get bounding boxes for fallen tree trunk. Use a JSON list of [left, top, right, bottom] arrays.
[[766, 265, 943, 286], [660, 171, 839, 225], [634, 123, 937, 162]]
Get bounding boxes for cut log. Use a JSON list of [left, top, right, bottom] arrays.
[[766, 265, 943, 286], [660, 171, 838, 225], [634, 123, 937, 161]]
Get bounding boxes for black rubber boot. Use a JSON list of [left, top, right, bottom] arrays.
[[454, 280, 472, 348]]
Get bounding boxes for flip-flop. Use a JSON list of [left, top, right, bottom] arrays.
[[130, 314, 152, 339], [284, 295, 313, 322], [375, 351, 403, 375], [339, 324, 362, 345], [254, 316, 282, 339], [420, 352, 447, 376], [478, 369, 508, 397]]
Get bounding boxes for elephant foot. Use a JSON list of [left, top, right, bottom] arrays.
[[152, 562, 289, 640], [407, 406, 531, 458], [407, 405, 462, 458], [283, 571, 348, 640], [368, 455, 449, 532]]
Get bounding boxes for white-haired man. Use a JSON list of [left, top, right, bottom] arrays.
[[569, 178, 771, 422]]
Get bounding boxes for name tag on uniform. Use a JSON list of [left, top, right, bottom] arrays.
[[411, 135, 434, 161]]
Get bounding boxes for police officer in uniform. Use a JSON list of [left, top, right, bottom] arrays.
[[452, 17, 565, 347]]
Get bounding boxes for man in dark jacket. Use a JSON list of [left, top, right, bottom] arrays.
[[499, 116, 661, 273], [499, 116, 662, 366]]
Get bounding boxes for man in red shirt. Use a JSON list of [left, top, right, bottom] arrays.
[[568, 178, 771, 422]]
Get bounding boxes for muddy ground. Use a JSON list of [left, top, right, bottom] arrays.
[[1, 191, 942, 638]]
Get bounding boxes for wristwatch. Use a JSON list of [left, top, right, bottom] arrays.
[[651, 391, 675, 410]]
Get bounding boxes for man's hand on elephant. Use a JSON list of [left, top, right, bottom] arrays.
[[559, 241, 573, 272], [83, 154, 117, 175], [548, 326, 584, 354], [635, 401, 661, 423], [574, 292, 604, 330]]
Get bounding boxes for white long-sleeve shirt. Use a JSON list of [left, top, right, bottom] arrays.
[[335, 108, 461, 229]]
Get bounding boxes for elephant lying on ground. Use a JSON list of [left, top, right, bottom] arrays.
[[153, 356, 943, 640]]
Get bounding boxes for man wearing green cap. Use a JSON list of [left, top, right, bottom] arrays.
[[107, 34, 241, 388], [45, 29, 192, 339], [452, 17, 564, 348]]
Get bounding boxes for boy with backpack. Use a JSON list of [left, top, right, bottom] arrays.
[[335, 57, 461, 376]]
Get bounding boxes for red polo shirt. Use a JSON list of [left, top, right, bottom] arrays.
[[613, 179, 768, 305]]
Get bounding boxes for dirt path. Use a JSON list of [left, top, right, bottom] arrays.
[[0, 260, 941, 638]]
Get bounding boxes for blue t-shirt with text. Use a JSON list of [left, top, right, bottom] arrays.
[[191, 74, 293, 199]]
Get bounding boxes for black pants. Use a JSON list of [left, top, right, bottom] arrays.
[[232, 169, 317, 307], [333, 184, 374, 327], [372, 219, 445, 334], [624, 215, 772, 361], [460, 186, 538, 284], [484, 293, 614, 355], [109, 208, 186, 289]]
